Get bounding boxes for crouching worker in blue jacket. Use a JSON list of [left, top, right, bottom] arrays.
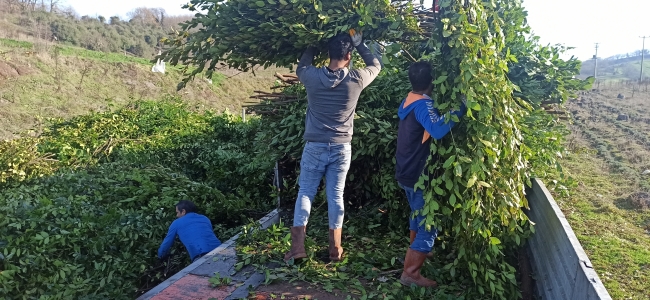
[[395, 61, 466, 288], [157, 200, 222, 263]]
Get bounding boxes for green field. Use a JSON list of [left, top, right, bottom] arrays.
[[559, 87, 650, 299]]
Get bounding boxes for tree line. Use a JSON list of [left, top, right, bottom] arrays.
[[1, 0, 192, 59]]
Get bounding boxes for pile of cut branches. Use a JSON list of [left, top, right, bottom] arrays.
[[160, 0, 423, 89]]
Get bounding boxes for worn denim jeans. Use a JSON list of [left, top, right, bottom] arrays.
[[293, 142, 352, 229], [399, 183, 438, 253]]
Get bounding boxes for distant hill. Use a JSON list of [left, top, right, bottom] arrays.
[[0, 4, 192, 59], [580, 51, 650, 82]]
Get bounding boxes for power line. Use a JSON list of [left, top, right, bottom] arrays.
[[640, 36, 648, 83], [593, 43, 599, 79]]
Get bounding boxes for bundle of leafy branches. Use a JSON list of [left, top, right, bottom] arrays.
[[160, 0, 422, 89], [158, 0, 589, 299], [0, 99, 279, 298]]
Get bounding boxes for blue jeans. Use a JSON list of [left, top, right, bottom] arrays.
[[399, 183, 438, 253], [293, 142, 352, 229]]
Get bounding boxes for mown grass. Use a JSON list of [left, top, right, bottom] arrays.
[[0, 37, 32, 49], [559, 87, 650, 299], [558, 152, 650, 300]]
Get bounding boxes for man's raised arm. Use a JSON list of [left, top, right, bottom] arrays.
[[352, 34, 381, 88], [296, 47, 317, 81]]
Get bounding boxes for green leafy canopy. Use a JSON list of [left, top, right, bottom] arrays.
[[160, 0, 422, 89]]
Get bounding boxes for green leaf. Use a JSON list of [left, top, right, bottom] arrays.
[[454, 164, 462, 177], [433, 75, 448, 84], [490, 237, 501, 245], [477, 181, 491, 188], [255, 1, 266, 7], [434, 186, 444, 196], [467, 175, 477, 188], [430, 200, 439, 211], [443, 155, 456, 168]]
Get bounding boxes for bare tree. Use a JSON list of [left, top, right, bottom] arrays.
[[49, 0, 58, 12], [2, 0, 20, 13], [53, 46, 63, 92], [18, 0, 38, 11], [59, 5, 78, 19], [77, 60, 93, 90], [127, 7, 157, 25], [150, 7, 166, 27], [162, 14, 193, 29]]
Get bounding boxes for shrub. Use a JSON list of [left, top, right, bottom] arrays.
[[0, 99, 278, 298], [0, 162, 245, 299]]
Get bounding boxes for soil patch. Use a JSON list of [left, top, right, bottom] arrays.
[[0, 61, 19, 79], [630, 192, 650, 210], [0, 60, 31, 79], [614, 192, 650, 211]]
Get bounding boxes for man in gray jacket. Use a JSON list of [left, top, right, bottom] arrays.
[[284, 31, 381, 263]]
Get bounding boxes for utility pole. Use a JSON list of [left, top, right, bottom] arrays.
[[640, 36, 648, 83], [593, 43, 599, 79]]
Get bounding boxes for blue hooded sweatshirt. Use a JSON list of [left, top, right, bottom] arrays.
[[395, 93, 465, 188]]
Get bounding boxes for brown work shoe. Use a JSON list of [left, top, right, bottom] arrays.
[[328, 228, 344, 262], [284, 226, 307, 263], [409, 230, 434, 258], [400, 248, 438, 288]]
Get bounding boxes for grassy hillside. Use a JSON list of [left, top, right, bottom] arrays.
[[580, 55, 650, 82], [0, 37, 285, 140]]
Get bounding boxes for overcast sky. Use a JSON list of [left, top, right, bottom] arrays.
[[62, 0, 650, 61]]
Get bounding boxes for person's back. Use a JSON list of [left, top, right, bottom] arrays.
[[158, 201, 221, 262], [167, 213, 221, 260], [284, 32, 381, 264], [297, 34, 381, 143]]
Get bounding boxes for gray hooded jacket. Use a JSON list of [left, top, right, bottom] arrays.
[[296, 43, 381, 143]]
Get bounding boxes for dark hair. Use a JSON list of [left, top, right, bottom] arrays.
[[175, 200, 198, 214], [408, 61, 433, 92], [328, 33, 354, 61]]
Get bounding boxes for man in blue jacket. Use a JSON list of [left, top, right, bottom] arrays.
[[395, 61, 465, 288], [158, 200, 222, 262]]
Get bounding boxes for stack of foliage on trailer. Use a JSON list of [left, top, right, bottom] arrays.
[[161, 0, 590, 299], [0, 99, 277, 298]]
